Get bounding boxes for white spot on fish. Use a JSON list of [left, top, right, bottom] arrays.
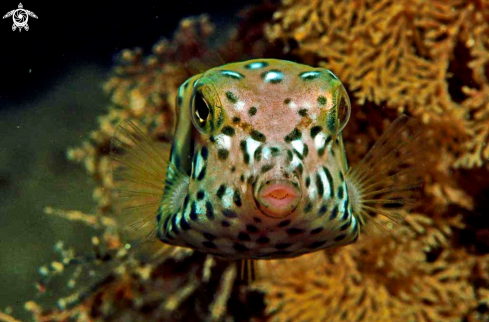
[[222, 188, 234, 209], [247, 62, 266, 69], [300, 71, 320, 79], [235, 100, 246, 111], [291, 140, 304, 155], [318, 168, 331, 198], [221, 70, 243, 79], [194, 153, 204, 178], [264, 71, 284, 83], [262, 147, 271, 160], [315, 132, 327, 149], [215, 134, 231, 150], [246, 138, 261, 161], [288, 101, 298, 109]]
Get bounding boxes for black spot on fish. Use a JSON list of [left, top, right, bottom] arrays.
[[298, 108, 308, 117], [240, 174, 245, 183], [293, 149, 303, 160], [171, 215, 180, 235], [238, 232, 251, 241], [284, 98, 291, 104], [310, 126, 322, 138], [233, 190, 242, 207], [250, 130, 266, 142], [317, 95, 327, 105], [330, 206, 339, 219], [305, 176, 311, 187], [270, 147, 280, 157], [334, 234, 347, 242], [197, 164, 207, 181], [275, 243, 292, 249], [337, 186, 344, 199], [318, 204, 327, 217], [304, 202, 313, 213], [286, 150, 293, 163], [202, 241, 217, 249], [294, 163, 303, 176], [287, 228, 304, 235], [180, 216, 191, 230], [182, 195, 190, 211], [196, 190, 205, 200], [232, 116, 241, 124], [316, 173, 324, 197], [284, 128, 302, 142], [240, 140, 250, 164], [261, 164, 274, 173], [231, 166, 236, 172], [189, 202, 198, 221], [226, 91, 238, 103], [249, 106, 257, 116], [201, 146, 208, 160], [221, 125, 235, 136], [308, 240, 327, 249], [221, 220, 230, 227], [256, 236, 270, 244], [341, 208, 349, 221], [216, 185, 226, 199], [340, 220, 351, 231], [278, 220, 291, 227], [217, 149, 229, 160], [209, 135, 215, 143], [223, 209, 238, 218], [253, 217, 262, 223], [311, 227, 323, 234], [205, 201, 214, 220], [303, 144, 309, 157], [254, 145, 263, 161], [177, 95, 183, 107], [246, 224, 259, 233], [233, 243, 249, 252]]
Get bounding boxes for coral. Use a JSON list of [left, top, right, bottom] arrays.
[[256, 215, 487, 322], [25, 1, 489, 322]]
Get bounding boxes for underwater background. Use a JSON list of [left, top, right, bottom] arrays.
[[1, 0, 488, 321]]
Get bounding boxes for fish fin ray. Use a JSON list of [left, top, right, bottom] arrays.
[[110, 120, 170, 241], [346, 114, 424, 233]]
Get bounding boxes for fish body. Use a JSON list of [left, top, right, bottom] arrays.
[[112, 59, 419, 262]]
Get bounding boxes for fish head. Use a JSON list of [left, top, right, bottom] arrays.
[[162, 59, 359, 259]]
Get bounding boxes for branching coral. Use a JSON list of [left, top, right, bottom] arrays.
[[256, 215, 487, 322]]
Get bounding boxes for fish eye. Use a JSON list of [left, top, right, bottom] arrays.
[[192, 92, 210, 131], [327, 84, 351, 135]]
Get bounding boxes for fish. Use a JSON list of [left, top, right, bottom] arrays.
[[111, 59, 421, 274]]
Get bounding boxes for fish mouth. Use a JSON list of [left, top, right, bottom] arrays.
[[255, 179, 302, 219]]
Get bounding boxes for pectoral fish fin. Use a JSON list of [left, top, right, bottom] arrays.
[[346, 114, 423, 233], [110, 120, 171, 244]]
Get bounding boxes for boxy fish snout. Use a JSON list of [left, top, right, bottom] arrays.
[[254, 179, 302, 218]]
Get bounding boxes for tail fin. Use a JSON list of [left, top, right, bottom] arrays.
[[346, 114, 423, 233]]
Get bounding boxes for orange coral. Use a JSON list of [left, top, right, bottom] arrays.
[[256, 215, 486, 322]]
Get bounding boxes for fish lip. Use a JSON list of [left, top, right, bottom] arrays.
[[254, 178, 302, 219]]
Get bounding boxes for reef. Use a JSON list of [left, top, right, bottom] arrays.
[[20, 1, 489, 321]]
